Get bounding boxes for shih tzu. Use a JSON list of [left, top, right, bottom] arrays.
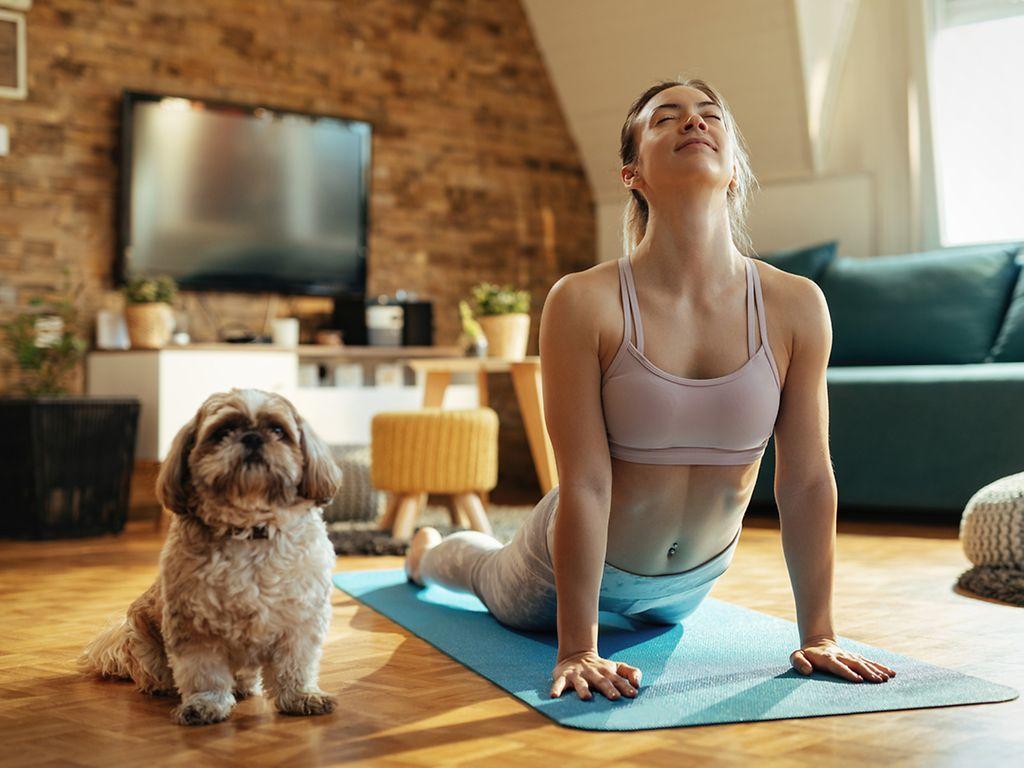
[[80, 388, 343, 726]]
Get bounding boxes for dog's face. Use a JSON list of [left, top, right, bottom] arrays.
[[156, 389, 342, 527]]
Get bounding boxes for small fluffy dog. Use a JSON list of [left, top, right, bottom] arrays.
[[80, 389, 342, 726]]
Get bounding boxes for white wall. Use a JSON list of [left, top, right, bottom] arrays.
[[522, 0, 942, 264]]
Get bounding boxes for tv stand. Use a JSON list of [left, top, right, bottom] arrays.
[[86, 344, 474, 460]]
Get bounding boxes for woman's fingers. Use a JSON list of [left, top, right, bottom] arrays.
[[617, 662, 642, 688], [827, 657, 864, 682], [569, 672, 592, 701], [582, 668, 620, 700], [550, 675, 567, 698], [603, 670, 638, 698], [790, 650, 813, 675]]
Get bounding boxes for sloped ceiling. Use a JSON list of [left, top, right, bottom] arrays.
[[521, 0, 857, 203]]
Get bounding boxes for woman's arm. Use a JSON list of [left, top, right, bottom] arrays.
[[538, 273, 613, 659], [539, 274, 641, 701], [772, 275, 895, 683]]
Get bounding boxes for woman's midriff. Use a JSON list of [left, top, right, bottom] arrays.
[[603, 457, 761, 576]]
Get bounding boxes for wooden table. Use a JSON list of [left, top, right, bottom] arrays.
[[403, 356, 559, 495]]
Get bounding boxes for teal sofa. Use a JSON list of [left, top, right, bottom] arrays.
[[751, 240, 1024, 514]]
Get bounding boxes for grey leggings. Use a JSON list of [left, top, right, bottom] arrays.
[[416, 484, 740, 631]]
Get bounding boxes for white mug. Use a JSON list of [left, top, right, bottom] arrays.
[[272, 317, 300, 347]]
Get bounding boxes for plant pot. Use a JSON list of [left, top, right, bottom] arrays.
[[125, 302, 174, 349], [477, 313, 531, 359], [0, 397, 140, 539]]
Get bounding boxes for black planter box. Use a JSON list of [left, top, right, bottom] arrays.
[[0, 397, 140, 539]]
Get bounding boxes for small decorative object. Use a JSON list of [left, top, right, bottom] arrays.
[[95, 309, 130, 350], [298, 363, 320, 387], [374, 363, 404, 387], [315, 329, 344, 346], [271, 317, 300, 347], [123, 275, 177, 349], [468, 282, 531, 360], [332, 363, 363, 388], [458, 300, 488, 357]]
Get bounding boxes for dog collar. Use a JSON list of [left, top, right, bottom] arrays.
[[229, 525, 271, 540]]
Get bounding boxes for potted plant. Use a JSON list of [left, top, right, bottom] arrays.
[[0, 273, 140, 539], [123, 275, 177, 349], [467, 282, 532, 360]]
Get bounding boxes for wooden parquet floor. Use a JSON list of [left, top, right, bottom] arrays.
[[1, 512, 1021, 767]]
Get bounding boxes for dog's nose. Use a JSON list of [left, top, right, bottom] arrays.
[[241, 432, 263, 450]]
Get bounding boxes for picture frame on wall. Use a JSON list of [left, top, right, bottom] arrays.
[[0, 8, 26, 101]]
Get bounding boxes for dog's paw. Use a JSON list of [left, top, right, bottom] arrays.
[[233, 671, 263, 700], [174, 693, 235, 726], [277, 690, 336, 716]]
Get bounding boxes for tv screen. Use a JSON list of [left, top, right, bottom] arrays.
[[118, 91, 371, 296]]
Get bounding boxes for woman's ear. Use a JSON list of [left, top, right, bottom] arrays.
[[296, 416, 343, 505], [622, 164, 641, 189], [156, 411, 200, 516]]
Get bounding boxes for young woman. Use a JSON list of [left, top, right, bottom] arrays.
[[404, 78, 896, 701]]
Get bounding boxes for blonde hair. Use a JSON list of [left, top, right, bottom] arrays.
[[619, 78, 759, 257]]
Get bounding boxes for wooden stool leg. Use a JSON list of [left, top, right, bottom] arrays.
[[453, 492, 493, 537], [444, 495, 463, 527], [391, 493, 421, 541], [377, 492, 400, 532]]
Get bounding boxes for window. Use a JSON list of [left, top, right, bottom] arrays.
[[929, 0, 1024, 245]]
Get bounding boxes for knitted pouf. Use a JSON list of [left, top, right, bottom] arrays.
[[957, 471, 1024, 606], [323, 444, 385, 523]]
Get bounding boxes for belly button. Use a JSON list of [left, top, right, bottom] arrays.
[[668, 542, 678, 558]]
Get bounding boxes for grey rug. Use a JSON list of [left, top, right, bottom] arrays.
[[326, 503, 532, 555]]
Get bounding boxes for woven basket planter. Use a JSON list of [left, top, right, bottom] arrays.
[[125, 303, 174, 349], [477, 313, 530, 359]]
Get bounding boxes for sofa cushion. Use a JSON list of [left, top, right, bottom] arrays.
[[988, 247, 1024, 362], [756, 241, 837, 281], [818, 243, 1022, 365]]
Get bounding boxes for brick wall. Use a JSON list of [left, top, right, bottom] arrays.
[[0, 0, 596, 497]]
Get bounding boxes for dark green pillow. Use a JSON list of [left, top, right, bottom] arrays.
[[988, 245, 1024, 362], [756, 241, 838, 282], [819, 243, 1022, 366]]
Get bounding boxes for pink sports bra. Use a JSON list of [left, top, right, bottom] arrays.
[[601, 255, 782, 465]]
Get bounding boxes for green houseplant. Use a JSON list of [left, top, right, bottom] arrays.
[[123, 275, 177, 349], [0, 275, 140, 539], [467, 282, 532, 359]]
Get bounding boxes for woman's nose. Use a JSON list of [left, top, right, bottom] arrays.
[[683, 114, 707, 130]]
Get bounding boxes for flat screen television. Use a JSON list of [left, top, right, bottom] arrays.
[[118, 91, 371, 296]]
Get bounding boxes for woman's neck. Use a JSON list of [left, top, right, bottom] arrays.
[[632, 198, 744, 300]]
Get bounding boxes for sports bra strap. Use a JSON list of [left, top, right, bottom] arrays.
[[621, 256, 644, 352], [750, 259, 770, 355], [617, 258, 635, 349], [745, 258, 756, 359]]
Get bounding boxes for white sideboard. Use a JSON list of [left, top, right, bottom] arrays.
[[87, 347, 478, 460]]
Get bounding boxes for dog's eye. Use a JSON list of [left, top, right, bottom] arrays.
[[270, 425, 285, 438]]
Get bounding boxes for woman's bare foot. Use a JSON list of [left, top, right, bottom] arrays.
[[405, 527, 442, 586]]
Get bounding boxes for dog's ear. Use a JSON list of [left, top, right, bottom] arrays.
[[156, 409, 200, 516], [296, 415, 342, 506]]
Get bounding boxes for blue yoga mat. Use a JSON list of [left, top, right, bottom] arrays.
[[333, 568, 1017, 731]]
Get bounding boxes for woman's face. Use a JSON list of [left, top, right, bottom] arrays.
[[623, 85, 736, 204]]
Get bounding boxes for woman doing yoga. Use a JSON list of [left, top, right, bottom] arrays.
[[404, 78, 896, 701]]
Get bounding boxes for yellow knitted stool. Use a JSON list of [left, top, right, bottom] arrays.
[[371, 408, 499, 541]]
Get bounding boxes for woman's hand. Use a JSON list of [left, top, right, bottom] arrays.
[[790, 636, 896, 683], [550, 650, 641, 701]]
